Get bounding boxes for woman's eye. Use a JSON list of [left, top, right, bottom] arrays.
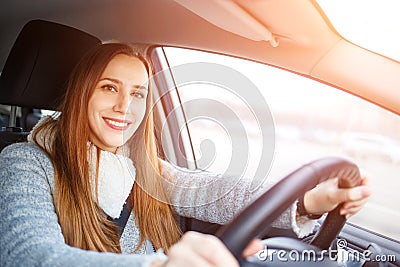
[[133, 91, 145, 99], [101, 85, 117, 92]]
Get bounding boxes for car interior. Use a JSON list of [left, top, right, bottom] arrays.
[[0, 20, 101, 150], [0, 0, 399, 266]]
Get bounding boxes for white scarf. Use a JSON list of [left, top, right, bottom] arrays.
[[28, 116, 136, 219]]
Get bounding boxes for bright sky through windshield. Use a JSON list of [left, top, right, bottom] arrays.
[[317, 0, 400, 62]]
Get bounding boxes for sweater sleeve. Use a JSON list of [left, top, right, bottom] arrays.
[[0, 143, 162, 267], [161, 160, 318, 238]]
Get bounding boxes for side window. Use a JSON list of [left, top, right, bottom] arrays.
[[0, 105, 43, 132], [163, 47, 400, 241]]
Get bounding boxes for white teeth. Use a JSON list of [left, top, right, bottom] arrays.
[[105, 119, 128, 127]]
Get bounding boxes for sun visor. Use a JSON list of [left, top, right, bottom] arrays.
[[174, 0, 279, 47]]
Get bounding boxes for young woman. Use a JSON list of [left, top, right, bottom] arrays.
[[0, 43, 371, 267]]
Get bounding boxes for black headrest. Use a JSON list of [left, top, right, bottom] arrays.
[[0, 20, 101, 110]]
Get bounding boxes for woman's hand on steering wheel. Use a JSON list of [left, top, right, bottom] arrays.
[[303, 173, 371, 219], [150, 233, 263, 267]]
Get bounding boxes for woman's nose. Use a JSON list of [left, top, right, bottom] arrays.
[[113, 93, 131, 114]]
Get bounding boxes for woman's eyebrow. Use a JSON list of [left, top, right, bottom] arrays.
[[100, 77, 148, 91], [133, 85, 148, 91], [99, 77, 121, 84]]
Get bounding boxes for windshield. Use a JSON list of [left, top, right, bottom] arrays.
[[317, 0, 400, 62]]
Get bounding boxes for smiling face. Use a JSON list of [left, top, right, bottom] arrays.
[[87, 54, 149, 152]]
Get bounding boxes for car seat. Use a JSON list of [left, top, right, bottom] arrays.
[[0, 19, 101, 151]]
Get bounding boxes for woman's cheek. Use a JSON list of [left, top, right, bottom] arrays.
[[130, 101, 147, 130]]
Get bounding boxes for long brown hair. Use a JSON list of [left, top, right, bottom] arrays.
[[32, 43, 181, 252]]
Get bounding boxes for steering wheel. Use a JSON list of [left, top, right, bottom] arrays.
[[215, 157, 361, 266]]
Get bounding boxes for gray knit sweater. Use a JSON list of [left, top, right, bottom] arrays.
[[0, 142, 316, 267]]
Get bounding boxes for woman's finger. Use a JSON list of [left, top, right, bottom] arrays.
[[167, 242, 215, 267], [359, 169, 372, 186], [342, 198, 369, 210], [335, 185, 371, 203], [341, 206, 363, 219], [340, 199, 369, 217], [242, 239, 264, 258], [180, 232, 239, 267]]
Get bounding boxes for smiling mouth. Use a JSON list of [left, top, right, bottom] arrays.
[[103, 117, 132, 131]]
